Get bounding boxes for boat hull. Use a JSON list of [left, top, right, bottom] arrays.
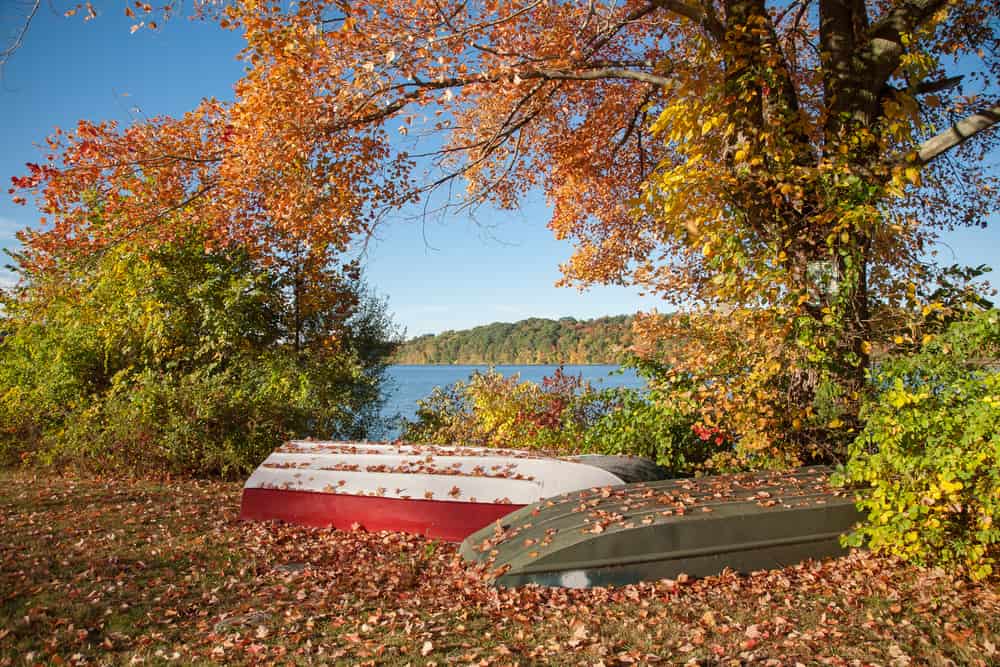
[[239, 441, 631, 541], [241, 487, 524, 542], [460, 466, 863, 587]]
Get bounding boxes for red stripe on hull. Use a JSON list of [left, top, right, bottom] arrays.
[[240, 488, 525, 542]]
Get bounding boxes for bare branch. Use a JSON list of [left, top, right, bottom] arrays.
[[1, 0, 41, 75]]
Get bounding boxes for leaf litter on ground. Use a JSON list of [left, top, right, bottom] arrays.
[[1, 469, 998, 666]]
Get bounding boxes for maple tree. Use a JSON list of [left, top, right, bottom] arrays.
[[7, 0, 1000, 459]]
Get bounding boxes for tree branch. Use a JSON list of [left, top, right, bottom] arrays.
[[1, 0, 41, 75], [912, 75, 963, 95], [532, 66, 674, 87], [579, 2, 660, 59], [650, 0, 725, 41], [861, 0, 950, 96], [885, 75, 964, 99], [345, 64, 674, 129], [913, 104, 1000, 165], [866, 0, 948, 42]]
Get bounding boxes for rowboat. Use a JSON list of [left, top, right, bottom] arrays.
[[239, 440, 650, 542], [460, 466, 861, 587]]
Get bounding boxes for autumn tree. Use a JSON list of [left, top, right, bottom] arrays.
[[9, 0, 1000, 461], [0, 228, 402, 475]]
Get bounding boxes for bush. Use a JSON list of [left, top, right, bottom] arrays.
[[581, 389, 714, 473], [402, 368, 595, 452], [401, 362, 717, 474], [841, 309, 1000, 580], [0, 239, 400, 477]]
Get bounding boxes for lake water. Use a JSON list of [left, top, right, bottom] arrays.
[[380, 364, 643, 438]]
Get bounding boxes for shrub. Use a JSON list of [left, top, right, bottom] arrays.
[[402, 368, 594, 452], [401, 362, 718, 474], [0, 239, 399, 477], [581, 388, 713, 473], [841, 309, 1000, 580]]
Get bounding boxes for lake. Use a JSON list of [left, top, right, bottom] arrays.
[[380, 364, 644, 438]]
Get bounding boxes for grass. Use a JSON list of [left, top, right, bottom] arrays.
[[1, 468, 998, 665]]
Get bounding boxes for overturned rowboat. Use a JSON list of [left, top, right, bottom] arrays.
[[460, 466, 861, 588], [240, 441, 663, 541]]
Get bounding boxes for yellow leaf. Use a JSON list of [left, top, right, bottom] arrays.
[[922, 302, 943, 316], [940, 479, 964, 494]]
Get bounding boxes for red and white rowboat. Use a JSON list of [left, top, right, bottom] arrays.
[[240, 440, 627, 541]]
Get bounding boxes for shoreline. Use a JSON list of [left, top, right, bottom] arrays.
[[388, 362, 627, 367]]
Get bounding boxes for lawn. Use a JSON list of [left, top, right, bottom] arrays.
[[1, 469, 998, 666]]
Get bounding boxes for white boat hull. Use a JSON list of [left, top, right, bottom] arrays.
[[240, 441, 625, 541]]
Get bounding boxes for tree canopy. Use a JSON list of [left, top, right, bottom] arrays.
[[7, 0, 1000, 460]]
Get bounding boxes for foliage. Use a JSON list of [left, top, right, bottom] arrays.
[[402, 364, 716, 473], [580, 357, 725, 473], [4, 468, 1000, 665], [13, 0, 999, 463], [579, 390, 716, 474], [402, 368, 597, 453], [8, 0, 1000, 462], [394, 315, 635, 365], [632, 310, 816, 468], [0, 237, 400, 477], [841, 309, 1000, 580]]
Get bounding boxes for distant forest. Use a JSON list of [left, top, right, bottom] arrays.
[[393, 315, 635, 364]]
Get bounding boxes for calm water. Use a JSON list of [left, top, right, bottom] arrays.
[[380, 364, 643, 438]]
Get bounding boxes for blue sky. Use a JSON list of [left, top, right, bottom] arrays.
[[1, 3, 997, 338]]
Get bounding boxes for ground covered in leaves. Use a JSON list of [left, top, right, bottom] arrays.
[[1, 470, 998, 666]]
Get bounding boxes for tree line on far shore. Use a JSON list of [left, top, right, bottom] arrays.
[[393, 315, 636, 365]]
